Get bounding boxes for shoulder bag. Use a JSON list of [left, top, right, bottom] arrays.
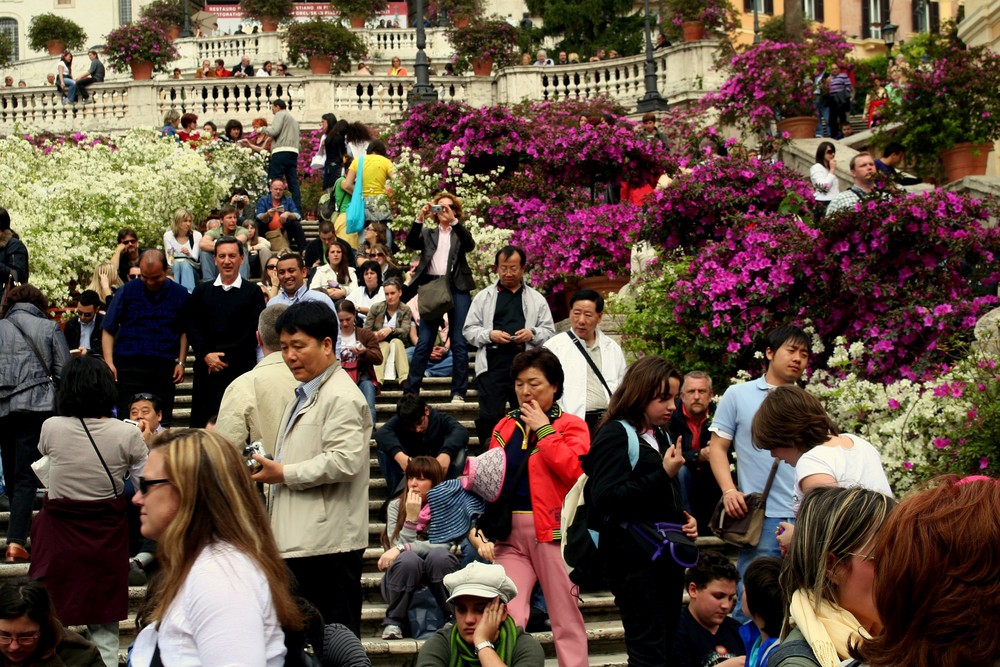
[[418, 276, 453, 321], [710, 459, 779, 547], [568, 331, 612, 397], [345, 156, 366, 235]]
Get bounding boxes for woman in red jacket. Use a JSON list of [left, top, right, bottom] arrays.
[[468, 347, 589, 667]]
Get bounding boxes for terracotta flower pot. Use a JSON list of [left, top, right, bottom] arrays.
[[939, 142, 994, 182], [129, 60, 155, 81], [578, 274, 629, 296], [349, 15, 367, 28], [453, 14, 470, 28], [261, 17, 280, 32], [308, 55, 332, 75], [776, 115, 818, 139], [471, 57, 493, 76], [682, 21, 704, 41], [46, 39, 66, 56]]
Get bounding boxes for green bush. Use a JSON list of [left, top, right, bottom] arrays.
[[27, 13, 87, 53]]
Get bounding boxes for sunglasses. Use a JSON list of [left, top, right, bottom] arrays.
[[372, 252, 386, 258], [138, 477, 171, 494], [128, 273, 141, 280], [266, 263, 278, 270], [130, 392, 159, 404], [123, 239, 138, 245]]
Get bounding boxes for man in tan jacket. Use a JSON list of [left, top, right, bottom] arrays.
[[215, 304, 297, 454], [251, 301, 372, 636]]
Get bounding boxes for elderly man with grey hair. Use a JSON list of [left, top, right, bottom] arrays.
[[416, 562, 544, 666], [214, 304, 298, 455], [533, 50, 553, 67]]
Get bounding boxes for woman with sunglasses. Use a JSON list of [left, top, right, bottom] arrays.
[[357, 221, 388, 266], [583, 355, 696, 666], [259, 258, 281, 302], [0, 577, 104, 667], [28, 356, 147, 667], [130, 429, 302, 667], [810, 142, 840, 220], [371, 243, 404, 282]]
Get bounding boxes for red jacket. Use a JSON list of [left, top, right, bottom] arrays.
[[490, 407, 590, 543]]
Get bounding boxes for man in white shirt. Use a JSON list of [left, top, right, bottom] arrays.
[[543, 289, 627, 433], [63, 290, 103, 355]]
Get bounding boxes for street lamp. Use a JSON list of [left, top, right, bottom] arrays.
[[882, 20, 898, 56], [407, 0, 438, 106], [753, 0, 761, 44], [180, 0, 193, 38], [636, 0, 668, 113]]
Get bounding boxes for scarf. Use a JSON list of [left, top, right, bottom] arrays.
[[448, 615, 517, 667], [788, 590, 872, 667]]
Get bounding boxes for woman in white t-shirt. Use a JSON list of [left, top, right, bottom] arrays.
[[751, 385, 893, 547], [129, 429, 303, 667]]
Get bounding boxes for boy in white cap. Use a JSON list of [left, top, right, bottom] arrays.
[[416, 561, 544, 666]]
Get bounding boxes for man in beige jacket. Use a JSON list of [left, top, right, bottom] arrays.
[[215, 304, 297, 454], [251, 301, 372, 636]]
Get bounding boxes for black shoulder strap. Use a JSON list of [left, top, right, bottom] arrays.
[[766, 639, 819, 667], [6, 316, 54, 380], [568, 331, 612, 397], [79, 418, 120, 499], [760, 458, 781, 504]]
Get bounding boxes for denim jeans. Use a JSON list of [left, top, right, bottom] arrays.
[[733, 515, 793, 623], [60, 77, 77, 102], [405, 288, 471, 398], [172, 259, 198, 293], [406, 346, 453, 377], [359, 379, 377, 428]]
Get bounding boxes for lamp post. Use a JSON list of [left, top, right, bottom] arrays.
[[636, 0, 667, 113], [407, 0, 438, 106], [882, 20, 898, 56], [753, 0, 761, 43], [180, 0, 193, 38]]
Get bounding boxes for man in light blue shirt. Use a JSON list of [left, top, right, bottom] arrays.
[[707, 325, 809, 622], [268, 253, 340, 354]]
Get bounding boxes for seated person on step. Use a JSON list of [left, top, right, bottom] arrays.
[[671, 552, 746, 667]]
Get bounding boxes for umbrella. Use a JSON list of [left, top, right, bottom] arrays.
[[191, 10, 218, 32]]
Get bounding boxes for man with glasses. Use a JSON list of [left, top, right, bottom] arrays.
[[102, 250, 189, 425], [63, 290, 104, 356], [255, 178, 305, 251], [111, 228, 148, 284], [463, 245, 555, 449]]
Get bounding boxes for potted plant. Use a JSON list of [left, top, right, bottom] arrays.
[[875, 43, 1000, 182], [703, 26, 852, 138], [285, 18, 368, 74], [329, 0, 389, 28], [140, 0, 187, 40], [666, 0, 740, 41], [436, 0, 485, 28], [447, 16, 518, 76], [239, 0, 295, 32], [27, 13, 87, 56], [103, 18, 180, 80]]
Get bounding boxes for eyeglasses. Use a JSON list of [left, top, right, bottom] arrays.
[[826, 150, 836, 155], [372, 252, 386, 258], [76, 309, 96, 318], [0, 632, 40, 645], [846, 551, 876, 562], [138, 477, 171, 494]]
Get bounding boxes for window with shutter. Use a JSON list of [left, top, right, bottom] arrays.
[[0, 18, 18, 61], [764, 0, 773, 15], [862, 0, 871, 38], [930, 1, 940, 32]]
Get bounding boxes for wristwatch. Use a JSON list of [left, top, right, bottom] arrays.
[[474, 640, 494, 655]]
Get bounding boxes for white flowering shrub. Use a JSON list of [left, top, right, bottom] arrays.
[[0, 130, 267, 304], [391, 146, 512, 290]]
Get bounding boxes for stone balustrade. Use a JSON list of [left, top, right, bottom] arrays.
[[0, 40, 721, 133]]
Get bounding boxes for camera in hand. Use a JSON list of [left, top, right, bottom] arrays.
[[244, 441, 273, 474], [430, 205, 444, 214]]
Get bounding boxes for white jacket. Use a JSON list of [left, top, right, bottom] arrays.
[[544, 329, 627, 418], [463, 280, 556, 377]]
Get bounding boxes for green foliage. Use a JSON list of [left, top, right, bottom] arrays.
[[526, 0, 642, 57], [27, 13, 87, 53], [139, 0, 186, 28], [436, 0, 485, 19], [851, 55, 888, 110], [757, 14, 814, 43], [446, 16, 520, 74], [284, 18, 367, 71], [238, 0, 295, 23], [328, 0, 389, 21]]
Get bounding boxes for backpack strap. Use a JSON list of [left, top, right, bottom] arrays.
[[615, 419, 640, 469], [765, 639, 820, 667]]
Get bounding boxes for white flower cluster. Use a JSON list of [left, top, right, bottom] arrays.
[[391, 147, 512, 290], [0, 130, 267, 304]]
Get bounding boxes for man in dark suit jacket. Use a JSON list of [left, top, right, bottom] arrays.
[[63, 290, 104, 355]]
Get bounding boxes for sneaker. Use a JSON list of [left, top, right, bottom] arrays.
[[451, 395, 465, 403], [381, 624, 403, 640]]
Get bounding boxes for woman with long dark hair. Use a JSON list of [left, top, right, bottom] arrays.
[[346, 260, 385, 317], [130, 429, 302, 666], [29, 356, 146, 667], [583, 355, 696, 666], [810, 141, 840, 220], [320, 114, 348, 189], [309, 238, 356, 301]]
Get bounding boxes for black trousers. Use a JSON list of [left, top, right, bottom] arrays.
[[286, 549, 365, 637], [474, 349, 519, 452], [0, 412, 48, 544], [115, 356, 177, 426], [610, 563, 686, 667]]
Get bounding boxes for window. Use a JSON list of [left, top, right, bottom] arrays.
[[55, 0, 74, 7], [743, 0, 774, 15], [861, 0, 888, 39], [119, 0, 132, 24], [0, 18, 18, 61], [803, 0, 824, 22], [913, 0, 940, 33]]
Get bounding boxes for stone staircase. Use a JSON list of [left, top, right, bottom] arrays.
[[0, 217, 736, 665]]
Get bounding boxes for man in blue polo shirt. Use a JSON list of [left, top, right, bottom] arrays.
[[102, 250, 189, 425], [707, 325, 808, 622]]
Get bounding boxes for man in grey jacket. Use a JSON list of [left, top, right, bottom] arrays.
[[463, 246, 555, 449], [260, 99, 302, 213], [75, 49, 105, 102]]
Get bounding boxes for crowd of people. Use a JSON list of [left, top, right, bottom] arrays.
[[0, 82, 997, 667]]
